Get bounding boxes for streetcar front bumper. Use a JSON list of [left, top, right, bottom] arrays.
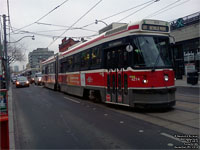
[[130, 87, 176, 108]]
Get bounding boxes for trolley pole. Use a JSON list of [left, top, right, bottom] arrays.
[[3, 14, 8, 89]]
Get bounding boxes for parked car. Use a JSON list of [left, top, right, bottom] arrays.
[[16, 76, 30, 88], [34, 73, 43, 85], [30, 75, 35, 84]]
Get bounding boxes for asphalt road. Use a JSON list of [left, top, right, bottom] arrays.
[[12, 84, 190, 149]]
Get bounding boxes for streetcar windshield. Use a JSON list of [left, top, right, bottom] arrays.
[[132, 36, 172, 69]]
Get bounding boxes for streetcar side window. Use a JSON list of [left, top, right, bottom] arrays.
[[60, 58, 67, 73], [81, 49, 91, 70], [74, 53, 81, 71], [66, 56, 74, 72], [91, 47, 101, 69], [50, 63, 54, 73], [106, 51, 111, 69]]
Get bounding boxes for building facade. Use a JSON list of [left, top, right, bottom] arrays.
[[170, 12, 200, 79], [13, 65, 19, 72], [28, 48, 54, 69], [59, 37, 80, 53]]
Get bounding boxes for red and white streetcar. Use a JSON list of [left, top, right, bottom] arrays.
[[42, 19, 176, 108]]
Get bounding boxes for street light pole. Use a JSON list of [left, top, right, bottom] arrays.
[[2, 14, 35, 89], [8, 35, 35, 43], [3, 14, 8, 89]]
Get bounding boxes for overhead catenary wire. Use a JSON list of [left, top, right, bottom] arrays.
[[148, 0, 191, 19], [117, 0, 159, 22], [12, 0, 70, 33], [145, 0, 181, 19], [47, 0, 103, 48], [8, 25, 98, 40], [81, 0, 156, 28], [36, 22, 98, 33]]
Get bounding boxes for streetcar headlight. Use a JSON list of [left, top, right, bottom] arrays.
[[143, 79, 147, 84], [164, 75, 169, 81]]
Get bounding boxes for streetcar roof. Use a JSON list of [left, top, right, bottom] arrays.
[[42, 19, 170, 65]]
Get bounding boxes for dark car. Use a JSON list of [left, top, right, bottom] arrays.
[[16, 76, 30, 88]]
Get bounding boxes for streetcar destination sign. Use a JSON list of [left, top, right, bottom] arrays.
[[142, 24, 169, 32]]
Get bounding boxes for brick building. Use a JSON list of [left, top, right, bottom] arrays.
[[59, 38, 80, 53]]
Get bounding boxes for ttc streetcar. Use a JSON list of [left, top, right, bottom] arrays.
[[42, 19, 176, 108]]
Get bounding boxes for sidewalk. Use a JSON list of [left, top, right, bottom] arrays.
[[175, 76, 200, 88]]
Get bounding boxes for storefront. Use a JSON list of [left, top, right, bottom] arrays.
[[170, 12, 200, 79]]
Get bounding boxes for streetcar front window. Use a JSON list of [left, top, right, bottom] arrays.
[[132, 36, 172, 69]]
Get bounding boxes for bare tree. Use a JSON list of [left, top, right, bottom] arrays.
[[7, 44, 26, 65]]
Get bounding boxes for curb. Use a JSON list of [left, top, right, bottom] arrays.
[[8, 86, 15, 150]]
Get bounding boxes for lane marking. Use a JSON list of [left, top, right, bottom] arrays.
[[160, 133, 183, 143], [139, 130, 144, 133], [167, 143, 174, 147], [120, 121, 124, 124], [64, 97, 80, 104]]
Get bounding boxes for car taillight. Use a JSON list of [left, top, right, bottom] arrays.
[[16, 82, 19, 85], [26, 81, 29, 84]]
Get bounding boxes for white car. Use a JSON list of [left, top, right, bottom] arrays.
[[34, 73, 43, 85]]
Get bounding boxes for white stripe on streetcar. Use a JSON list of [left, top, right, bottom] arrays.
[[64, 97, 80, 104]]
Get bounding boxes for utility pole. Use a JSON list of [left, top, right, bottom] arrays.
[[3, 14, 8, 89]]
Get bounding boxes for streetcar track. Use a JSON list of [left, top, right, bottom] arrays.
[[38, 86, 199, 131], [174, 106, 199, 114], [63, 94, 199, 130], [143, 113, 199, 130], [176, 93, 199, 98], [175, 99, 199, 104]]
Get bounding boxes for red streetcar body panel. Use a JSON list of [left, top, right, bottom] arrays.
[[127, 69, 174, 88]]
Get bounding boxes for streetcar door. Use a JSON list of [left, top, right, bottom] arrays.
[[105, 48, 125, 104]]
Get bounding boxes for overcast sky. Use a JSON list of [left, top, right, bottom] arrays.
[[0, 0, 199, 70]]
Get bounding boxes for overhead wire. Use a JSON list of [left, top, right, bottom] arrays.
[[12, 0, 70, 33], [81, 0, 156, 28], [9, 25, 98, 40], [149, 0, 191, 19], [36, 22, 97, 33], [47, 0, 103, 48], [117, 0, 159, 22], [145, 0, 182, 18]]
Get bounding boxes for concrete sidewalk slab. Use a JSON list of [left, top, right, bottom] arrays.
[[175, 79, 200, 88], [8, 86, 15, 150]]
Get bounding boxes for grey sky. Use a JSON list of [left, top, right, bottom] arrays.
[[0, 0, 199, 70]]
